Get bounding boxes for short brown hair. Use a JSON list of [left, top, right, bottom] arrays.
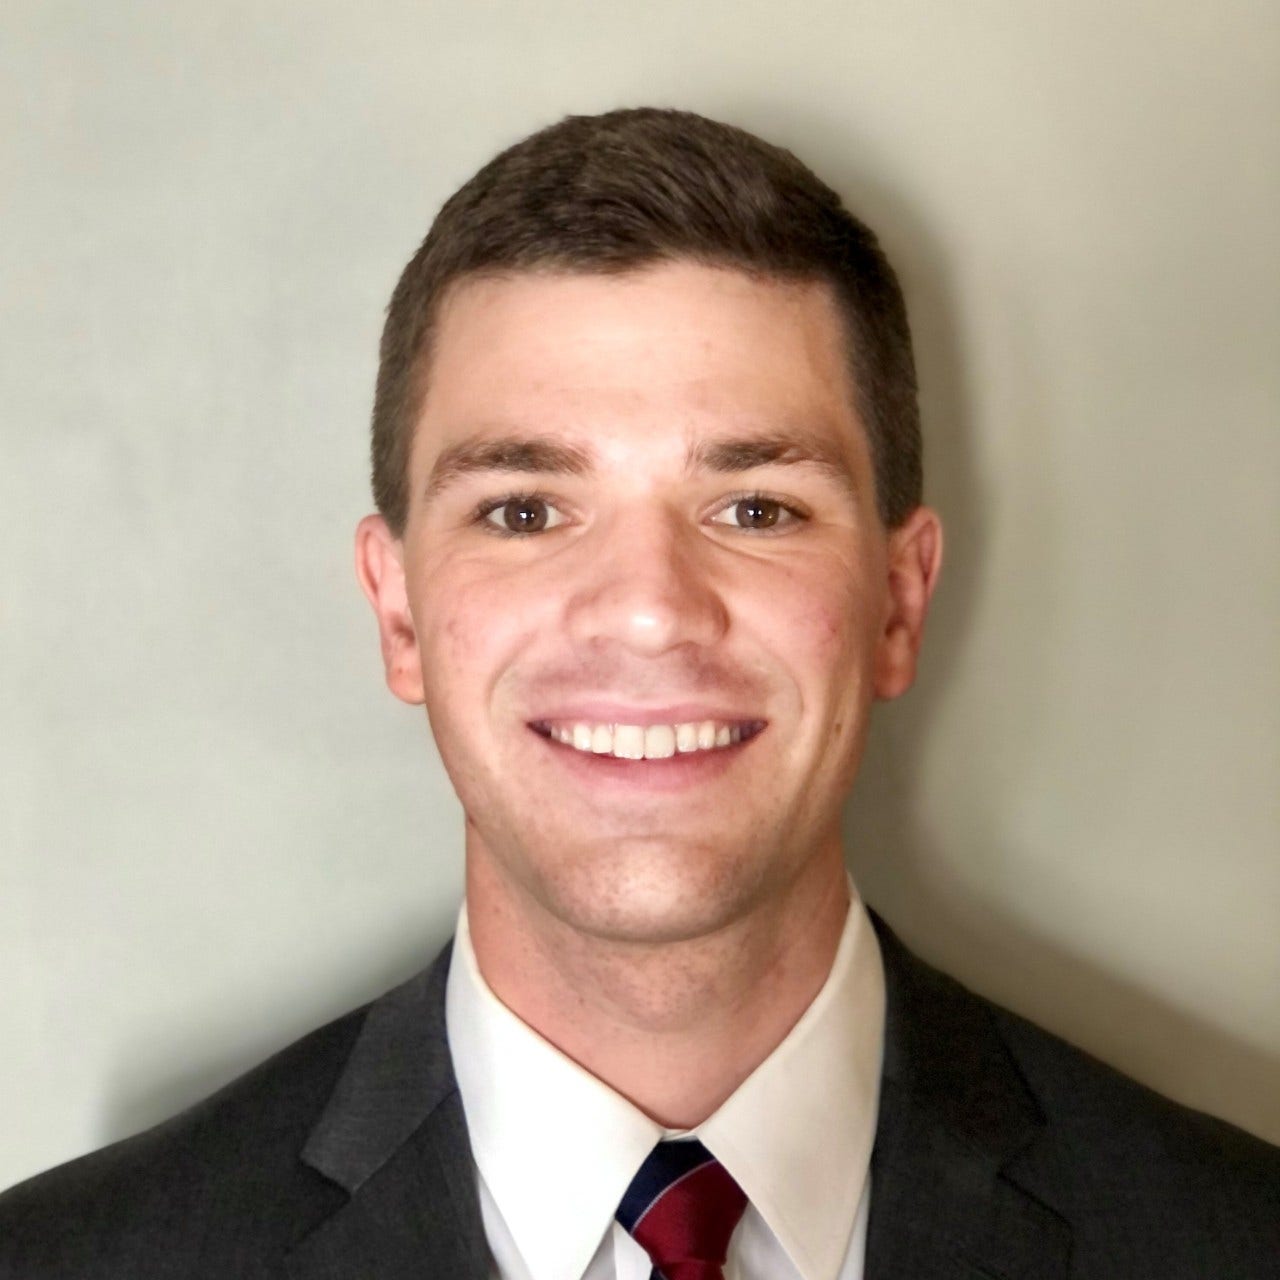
[[372, 107, 921, 532]]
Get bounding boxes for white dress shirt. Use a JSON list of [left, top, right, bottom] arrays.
[[445, 884, 885, 1280]]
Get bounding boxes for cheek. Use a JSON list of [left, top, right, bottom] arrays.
[[409, 555, 550, 727], [751, 555, 883, 756], [754, 555, 873, 667], [437, 599, 480, 654], [414, 558, 532, 705], [804, 592, 851, 655]]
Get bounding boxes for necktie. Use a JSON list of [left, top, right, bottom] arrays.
[[615, 1138, 747, 1280]]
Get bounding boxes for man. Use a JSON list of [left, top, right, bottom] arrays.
[[1, 108, 1276, 1279]]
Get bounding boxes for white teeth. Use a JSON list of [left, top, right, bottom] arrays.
[[546, 719, 758, 759]]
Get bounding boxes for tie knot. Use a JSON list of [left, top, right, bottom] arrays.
[[616, 1139, 747, 1280]]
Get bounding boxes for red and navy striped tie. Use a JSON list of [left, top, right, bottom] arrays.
[[615, 1138, 747, 1280]]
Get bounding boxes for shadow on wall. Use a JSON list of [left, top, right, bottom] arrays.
[[101, 918, 455, 1148], [100, 124, 1279, 1151], [796, 132, 1280, 1146], [857, 843, 1280, 1147]]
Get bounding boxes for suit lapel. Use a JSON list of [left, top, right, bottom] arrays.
[[283, 945, 489, 1280], [277, 916, 1074, 1279], [866, 916, 1072, 1280]]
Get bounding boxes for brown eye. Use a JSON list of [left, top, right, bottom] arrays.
[[504, 497, 548, 532], [734, 497, 781, 529], [481, 495, 566, 535], [709, 494, 803, 531]]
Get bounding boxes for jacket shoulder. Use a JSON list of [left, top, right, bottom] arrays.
[[991, 992, 1280, 1269], [873, 915, 1280, 1275], [998, 998, 1280, 1208], [0, 1004, 367, 1278]]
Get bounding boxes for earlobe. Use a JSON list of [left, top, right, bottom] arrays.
[[873, 506, 944, 701], [354, 514, 426, 705]]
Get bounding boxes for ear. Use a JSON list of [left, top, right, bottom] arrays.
[[354, 514, 425, 705], [873, 505, 944, 701]]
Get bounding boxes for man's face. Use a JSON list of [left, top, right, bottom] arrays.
[[358, 262, 940, 945]]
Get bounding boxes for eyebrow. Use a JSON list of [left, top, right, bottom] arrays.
[[687, 432, 859, 503], [422, 427, 860, 505], [424, 436, 593, 503]]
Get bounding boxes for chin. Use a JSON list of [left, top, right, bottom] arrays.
[[527, 836, 769, 946]]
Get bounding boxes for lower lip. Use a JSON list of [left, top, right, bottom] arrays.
[[528, 726, 762, 792]]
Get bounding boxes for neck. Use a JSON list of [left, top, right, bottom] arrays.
[[465, 845, 851, 1128]]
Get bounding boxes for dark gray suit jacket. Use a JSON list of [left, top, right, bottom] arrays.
[[2, 916, 1277, 1278]]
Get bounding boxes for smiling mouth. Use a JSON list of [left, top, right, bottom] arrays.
[[529, 719, 767, 761]]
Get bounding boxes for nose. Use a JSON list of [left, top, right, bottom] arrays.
[[564, 508, 730, 657]]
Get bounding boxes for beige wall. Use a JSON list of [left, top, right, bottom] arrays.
[[3, 1, 1277, 1187]]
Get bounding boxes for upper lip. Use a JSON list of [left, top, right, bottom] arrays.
[[527, 703, 765, 726]]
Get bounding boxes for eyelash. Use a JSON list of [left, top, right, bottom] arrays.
[[468, 489, 811, 537], [710, 490, 811, 531], [470, 490, 565, 538]]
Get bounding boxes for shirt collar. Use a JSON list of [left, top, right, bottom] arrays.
[[698, 885, 884, 1279], [445, 880, 884, 1280]]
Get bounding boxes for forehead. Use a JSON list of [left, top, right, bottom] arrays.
[[412, 262, 867, 473]]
